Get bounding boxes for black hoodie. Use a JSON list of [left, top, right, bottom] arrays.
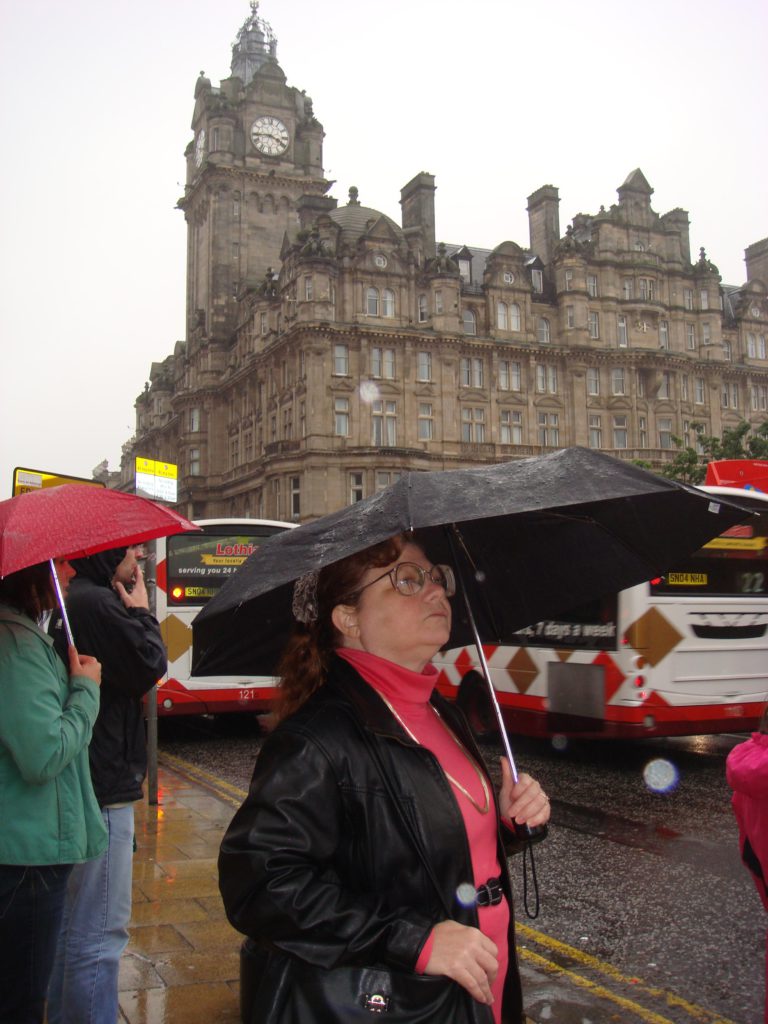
[[51, 548, 167, 806]]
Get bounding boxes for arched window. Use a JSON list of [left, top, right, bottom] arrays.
[[509, 303, 521, 331], [382, 289, 395, 317], [497, 301, 508, 330], [537, 317, 550, 343], [367, 287, 379, 316], [462, 309, 477, 336]]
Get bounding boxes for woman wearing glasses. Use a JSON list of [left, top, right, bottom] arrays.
[[219, 533, 550, 1024]]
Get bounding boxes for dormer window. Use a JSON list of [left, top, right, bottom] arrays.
[[458, 259, 471, 283], [531, 269, 543, 292]]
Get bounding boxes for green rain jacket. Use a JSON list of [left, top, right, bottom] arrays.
[[0, 604, 107, 866]]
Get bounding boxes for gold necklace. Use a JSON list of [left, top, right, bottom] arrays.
[[378, 693, 490, 815]]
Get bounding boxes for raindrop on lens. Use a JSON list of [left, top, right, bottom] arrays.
[[474, 570, 486, 583], [551, 734, 568, 752], [455, 882, 477, 907], [643, 757, 679, 793], [358, 380, 380, 405]]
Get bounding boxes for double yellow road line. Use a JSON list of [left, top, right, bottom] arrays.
[[517, 924, 736, 1024]]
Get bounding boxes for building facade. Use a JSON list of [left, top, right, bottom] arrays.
[[121, 4, 768, 522]]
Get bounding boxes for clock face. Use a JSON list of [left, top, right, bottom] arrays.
[[751, 306, 761, 318], [250, 116, 289, 156], [194, 129, 206, 167]]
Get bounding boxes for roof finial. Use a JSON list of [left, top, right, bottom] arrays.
[[348, 186, 360, 207]]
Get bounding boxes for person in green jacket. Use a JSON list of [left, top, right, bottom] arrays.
[[0, 558, 107, 1024]]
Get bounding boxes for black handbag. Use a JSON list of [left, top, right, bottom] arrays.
[[241, 940, 483, 1024], [281, 960, 477, 1022]]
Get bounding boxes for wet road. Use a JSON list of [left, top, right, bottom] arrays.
[[158, 718, 762, 1023]]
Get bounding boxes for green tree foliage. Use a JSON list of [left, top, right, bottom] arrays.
[[660, 419, 768, 483]]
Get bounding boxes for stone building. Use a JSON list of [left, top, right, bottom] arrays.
[[121, 4, 768, 522]]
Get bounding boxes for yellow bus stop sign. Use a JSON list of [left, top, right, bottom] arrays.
[[12, 466, 105, 497]]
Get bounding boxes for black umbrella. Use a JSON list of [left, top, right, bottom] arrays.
[[192, 448, 752, 771], [194, 447, 751, 674]]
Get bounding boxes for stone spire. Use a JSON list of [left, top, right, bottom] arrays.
[[230, 2, 277, 86]]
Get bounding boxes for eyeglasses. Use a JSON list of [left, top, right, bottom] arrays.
[[353, 561, 456, 599]]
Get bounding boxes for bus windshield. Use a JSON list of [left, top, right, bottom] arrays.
[[649, 518, 768, 598], [166, 522, 285, 606]]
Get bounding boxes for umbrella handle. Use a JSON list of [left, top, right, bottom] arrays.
[[49, 559, 75, 649]]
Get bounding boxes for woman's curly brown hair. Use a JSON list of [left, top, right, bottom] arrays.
[[272, 535, 405, 723]]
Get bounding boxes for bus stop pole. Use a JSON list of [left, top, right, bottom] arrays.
[[143, 550, 159, 807], [146, 683, 159, 806]]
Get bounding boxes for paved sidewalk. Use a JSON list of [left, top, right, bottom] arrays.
[[119, 761, 243, 1024]]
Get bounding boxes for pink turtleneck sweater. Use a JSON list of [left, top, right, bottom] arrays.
[[337, 647, 509, 1020]]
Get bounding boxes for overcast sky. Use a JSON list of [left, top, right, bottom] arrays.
[[1, 0, 766, 495]]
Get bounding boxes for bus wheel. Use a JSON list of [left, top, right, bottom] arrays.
[[456, 670, 500, 742]]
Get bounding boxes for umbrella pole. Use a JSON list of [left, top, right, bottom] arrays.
[[446, 528, 520, 783], [49, 559, 75, 648], [448, 527, 547, 855]]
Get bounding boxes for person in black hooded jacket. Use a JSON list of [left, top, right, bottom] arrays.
[[46, 545, 166, 1024]]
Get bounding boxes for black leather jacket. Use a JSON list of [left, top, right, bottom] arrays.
[[218, 655, 524, 1024]]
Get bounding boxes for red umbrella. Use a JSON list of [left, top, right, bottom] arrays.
[[0, 484, 199, 645]]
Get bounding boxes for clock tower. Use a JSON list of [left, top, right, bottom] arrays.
[[179, 2, 329, 347]]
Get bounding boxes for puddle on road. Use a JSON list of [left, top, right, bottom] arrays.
[[551, 799, 739, 876]]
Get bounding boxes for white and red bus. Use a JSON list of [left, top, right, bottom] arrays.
[[147, 518, 293, 715], [434, 476, 768, 739]]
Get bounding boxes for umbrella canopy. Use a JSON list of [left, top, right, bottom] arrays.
[[192, 447, 753, 677], [0, 484, 199, 578]]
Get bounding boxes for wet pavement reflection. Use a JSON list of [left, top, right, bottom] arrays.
[[120, 769, 242, 1023]]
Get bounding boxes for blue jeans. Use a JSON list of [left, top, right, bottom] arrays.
[[47, 806, 135, 1024], [0, 862, 73, 1024]]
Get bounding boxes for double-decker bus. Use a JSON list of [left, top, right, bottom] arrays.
[[434, 480, 768, 739], [146, 518, 293, 715]]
